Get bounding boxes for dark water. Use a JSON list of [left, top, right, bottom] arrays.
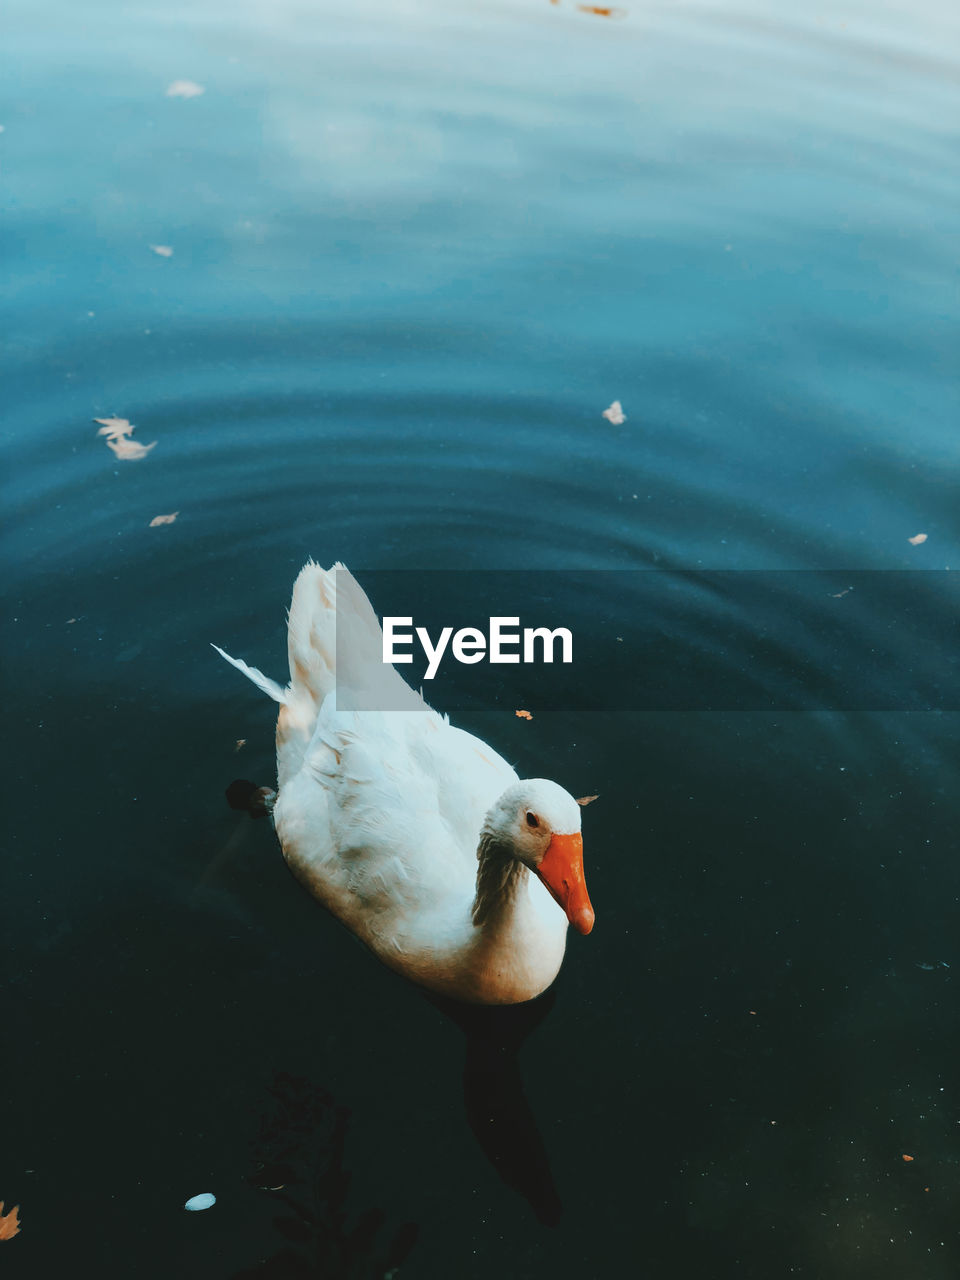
[[3, 0, 958, 1275]]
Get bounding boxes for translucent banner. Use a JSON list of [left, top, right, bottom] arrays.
[[334, 569, 959, 712]]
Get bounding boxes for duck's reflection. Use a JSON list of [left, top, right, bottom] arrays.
[[425, 989, 563, 1227], [219, 781, 564, 1230], [236, 1071, 418, 1279]]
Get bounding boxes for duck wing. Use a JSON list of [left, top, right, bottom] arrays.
[[276, 697, 517, 939]]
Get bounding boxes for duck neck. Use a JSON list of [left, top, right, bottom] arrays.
[[472, 829, 528, 933]]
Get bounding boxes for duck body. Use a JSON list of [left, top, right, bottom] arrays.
[[215, 562, 593, 1005]]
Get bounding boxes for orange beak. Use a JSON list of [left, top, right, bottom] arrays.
[[535, 832, 595, 935]]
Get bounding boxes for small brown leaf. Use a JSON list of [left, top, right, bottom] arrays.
[[908, 533, 928, 546], [577, 5, 627, 17], [902, 1153, 914, 1162], [149, 244, 174, 258], [576, 794, 599, 806], [149, 512, 179, 527], [515, 709, 533, 720], [0, 1202, 20, 1241], [166, 80, 205, 98], [602, 400, 626, 424]]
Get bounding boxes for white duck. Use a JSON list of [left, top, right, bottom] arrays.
[[214, 562, 594, 1005]]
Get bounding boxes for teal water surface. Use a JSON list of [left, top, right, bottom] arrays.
[[3, 0, 958, 1276]]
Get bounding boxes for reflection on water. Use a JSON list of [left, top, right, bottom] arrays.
[[235, 1072, 418, 1279], [3, 0, 958, 1275], [427, 991, 564, 1228]]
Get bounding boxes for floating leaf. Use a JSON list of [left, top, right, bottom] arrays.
[[184, 1193, 216, 1211], [166, 80, 205, 99], [149, 244, 174, 258], [577, 4, 627, 16], [108, 436, 156, 460], [515, 709, 533, 720], [0, 1202, 20, 1241], [902, 1154, 914, 1162], [94, 416, 135, 438], [94, 416, 157, 461], [235, 738, 247, 752], [908, 533, 928, 546], [576, 794, 599, 806], [149, 512, 179, 527], [602, 400, 626, 424]]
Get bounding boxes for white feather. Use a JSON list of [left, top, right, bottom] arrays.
[[211, 643, 287, 704]]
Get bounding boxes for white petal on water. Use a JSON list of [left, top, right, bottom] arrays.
[[184, 1192, 216, 1211], [166, 80, 205, 99]]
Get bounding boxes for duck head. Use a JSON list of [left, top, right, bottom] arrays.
[[483, 779, 595, 935]]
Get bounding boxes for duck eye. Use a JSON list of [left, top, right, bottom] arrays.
[[526, 811, 539, 828]]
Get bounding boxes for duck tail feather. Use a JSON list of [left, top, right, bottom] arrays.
[[211, 643, 288, 704], [286, 561, 338, 704]]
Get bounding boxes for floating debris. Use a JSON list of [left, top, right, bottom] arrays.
[[166, 80, 205, 99], [94, 417, 157, 461], [105, 436, 155, 461], [515, 709, 533, 720], [149, 512, 179, 527], [184, 1193, 216, 1211], [149, 244, 174, 258], [576, 794, 599, 806], [577, 4, 627, 16], [0, 1202, 21, 1240], [902, 1154, 914, 1163], [908, 533, 928, 546], [94, 416, 134, 435], [602, 400, 626, 425]]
